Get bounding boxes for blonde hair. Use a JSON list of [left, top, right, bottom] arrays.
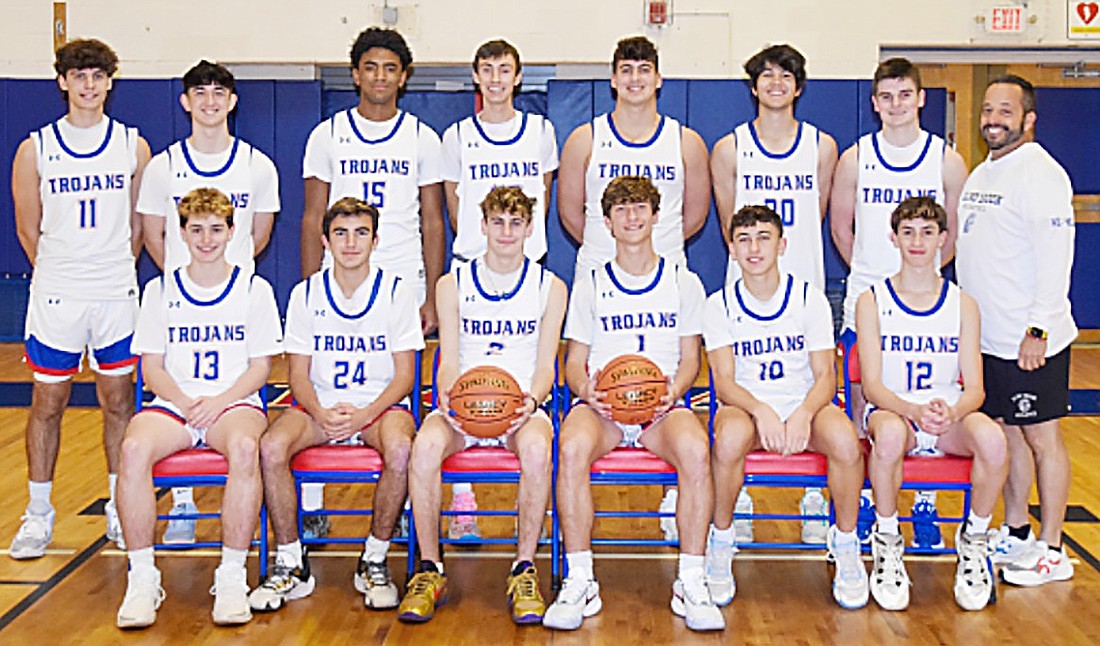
[[480, 185, 535, 223], [177, 187, 234, 227]]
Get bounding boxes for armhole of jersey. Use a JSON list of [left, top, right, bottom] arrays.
[[391, 273, 401, 300], [721, 285, 731, 319], [32, 129, 45, 175], [249, 273, 259, 293], [304, 276, 312, 304], [803, 281, 809, 305]]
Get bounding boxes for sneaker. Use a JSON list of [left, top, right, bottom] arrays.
[[249, 550, 315, 612], [448, 490, 481, 540], [506, 563, 546, 625], [800, 488, 829, 544], [543, 577, 601, 631], [105, 499, 125, 549], [954, 528, 995, 610], [704, 526, 737, 606], [162, 502, 199, 545], [116, 567, 166, 629], [9, 507, 55, 560], [870, 530, 910, 611], [910, 492, 944, 549], [856, 490, 875, 544], [671, 577, 725, 631], [827, 525, 869, 609], [989, 525, 1037, 566], [1001, 542, 1074, 587], [302, 514, 331, 540], [658, 488, 679, 543], [355, 558, 399, 609], [211, 564, 252, 625], [398, 566, 448, 623], [734, 488, 754, 545]]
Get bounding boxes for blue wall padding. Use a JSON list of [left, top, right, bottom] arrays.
[[1034, 87, 1100, 194]]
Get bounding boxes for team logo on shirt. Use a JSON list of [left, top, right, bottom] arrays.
[[1012, 392, 1038, 419]]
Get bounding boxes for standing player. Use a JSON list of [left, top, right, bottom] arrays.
[[830, 58, 968, 545], [138, 59, 280, 543], [703, 204, 868, 610], [857, 196, 1006, 611], [956, 76, 1077, 586], [544, 176, 723, 632], [398, 186, 567, 624], [710, 44, 839, 544], [115, 187, 283, 628], [249, 197, 423, 612], [10, 39, 151, 558], [558, 36, 710, 278]]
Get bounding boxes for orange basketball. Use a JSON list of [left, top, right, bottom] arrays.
[[448, 365, 525, 438], [594, 354, 668, 425]]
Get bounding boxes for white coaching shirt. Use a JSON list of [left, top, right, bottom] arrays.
[[284, 267, 424, 409], [137, 138, 280, 272], [703, 274, 834, 420], [566, 257, 704, 376], [441, 112, 558, 262]]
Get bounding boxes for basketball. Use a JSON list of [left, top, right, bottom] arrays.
[[448, 365, 525, 438], [595, 354, 668, 425]]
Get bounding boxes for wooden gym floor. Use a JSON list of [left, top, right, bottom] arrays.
[[1, 343, 1099, 644]]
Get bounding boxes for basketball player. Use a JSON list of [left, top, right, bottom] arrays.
[[558, 36, 710, 278], [830, 58, 968, 545], [249, 197, 424, 612], [709, 44, 839, 545], [115, 187, 283, 628], [857, 196, 1006, 611], [137, 59, 280, 544], [703, 204, 868, 610], [398, 186, 567, 624], [956, 76, 1077, 586], [10, 39, 151, 559], [544, 176, 723, 632]]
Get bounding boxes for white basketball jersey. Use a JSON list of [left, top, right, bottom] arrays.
[[872, 278, 961, 406], [843, 131, 945, 330], [455, 258, 549, 392], [32, 117, 139, 299], [726, 121, 824, 290], [452, 113, 549, 261], [578, 114, 685, 273]]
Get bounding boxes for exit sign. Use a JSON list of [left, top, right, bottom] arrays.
[[988, 6, 1026, 33]]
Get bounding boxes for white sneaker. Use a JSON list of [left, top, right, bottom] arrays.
[[671, 577, 725, 631], [543, 577, 601, 630], [105, 500, 124, 550], [800, 488, 829, 544], [1001, 542, 1074, 587], [162, 502, 199, 544], [954, 528, 995, 610], [989, 525, 1037, 566], [355, 558, 399, 609], [211, 564, 252, 625], [734, 488, 754, 544], [827, 525, 869, 609], [249, 550, 315, 612], [659, 488, 679, 543], [870, 530, 910, 611], [117, 567, 165, 629], [9, 507, 55, 560], [704, 526, 737, 606]]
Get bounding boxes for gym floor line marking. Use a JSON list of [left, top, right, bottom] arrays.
[[0, 536, 107, 631], [0, 549, 77, 556]]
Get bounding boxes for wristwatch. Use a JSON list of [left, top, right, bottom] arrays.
[[1026, 326, 1048, 340]]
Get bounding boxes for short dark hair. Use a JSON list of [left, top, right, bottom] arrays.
[[872, 57, 922, 94], [481, 186, 536, 224], [182, 60, 235, 93], [54, 38, 118, 77], [890, 196, 947, 233], [177, 187, 235, 228], [729, 204, 783, 240], [610, 36, 658, 101], [323, 197, 380, 238], [601, 176, 660, 217], [473, 39, 522, 74], [349, 28, 413, 98], [987, 73, 1036, 115], [744, 44, 807, 108]]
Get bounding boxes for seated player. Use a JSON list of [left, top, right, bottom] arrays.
[[115, 188, 283, 628], [544, 176, 724, 632], [856, 196, 1007, 611], [703, 205, 869, 610], [248, 197, 424, 611], [398, 186, 567, 624]]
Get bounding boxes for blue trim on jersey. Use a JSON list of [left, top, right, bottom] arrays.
[[735, 274, 793, 322], [471, 257, 530, 301], [174, 266, 242, 307], [883, 277, 949, 317], [605, 257, 665, 295], [748, 121, 803, 160], [324, 268, 383, 320], [471, 112, 528, 146], [25, 335, 82, 373], [181, 137, 240, 178], [606, 113, 665, 149], [871, 131, 932, 173], [50, 118, 114, 159], [346, 109, 406, 144]]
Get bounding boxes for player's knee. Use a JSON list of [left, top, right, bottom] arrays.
[[119, 434, 154, 473], [409, 432, 446, 475], [381, 430, 413, 474], [225, 432, 260, 469], [870, 419, 908, 462], [258, 430, 291, 470], [1022, 424, 1064, 459], [558, 429, 595, 471], [30, 385, 69, 423], [98, 385, 134, 419], [517, 435, 551, 477], [971, 421, 1007, 465], [712, 417, 753, 464]]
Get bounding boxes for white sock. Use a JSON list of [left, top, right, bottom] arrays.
[[108, 474, 118, 502], [220, 547, 248, 570], [363, 535, 389, 564], [277, 541, 303, 569], [172, 487, 194, 506], [677, 553, 704, 581], [876, 513, 900, 535], [711, 523, 736, 544], [128, 547, 155, 572], [28, 480, 53, 514], [966, 511, 992, 535], [566, 551, 594, 581], [302, 483, 324, 511], [832, 527, 859, 545]]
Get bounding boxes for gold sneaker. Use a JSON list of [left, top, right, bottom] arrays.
[[506, 564, 545, 625], [397, 568, 447, 623]]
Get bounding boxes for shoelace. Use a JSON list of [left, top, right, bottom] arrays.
[[557, 578, 590, 604], [832, 540, 864, 584], [877, 540, 908, 584], [263, 564, 299, 591], [17, 515, 50, 540], [367, 563, 390, 586], [407, 572, 439, 597], [680, 580, 714, 606], [959, 541, 990, 585], [508, 571, 538, 599]]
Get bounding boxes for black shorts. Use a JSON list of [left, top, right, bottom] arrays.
[[981, 346, 1070, 425]]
